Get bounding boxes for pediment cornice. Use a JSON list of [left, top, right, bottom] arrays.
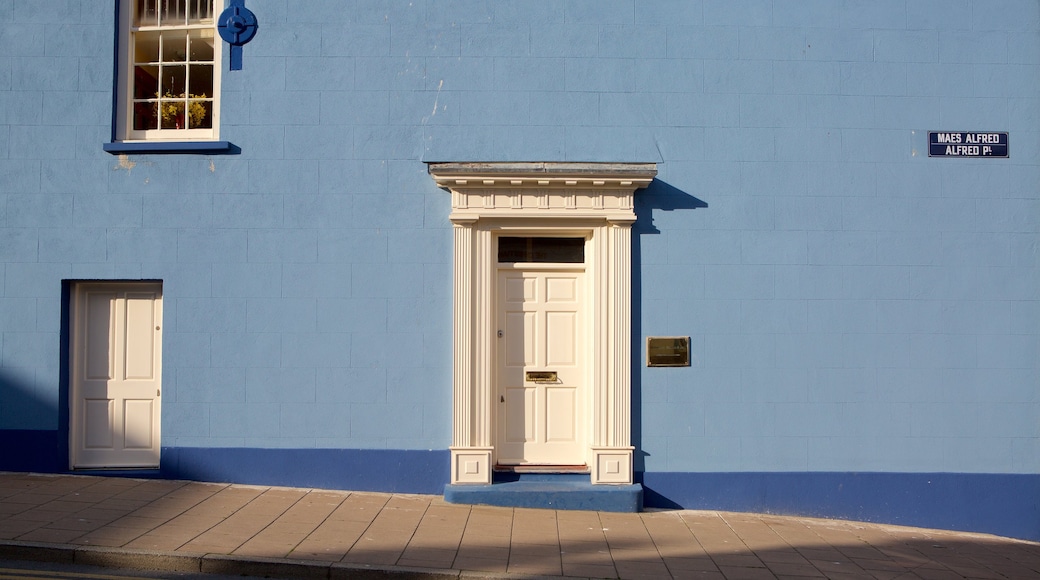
[[428, 162, 657, 223]]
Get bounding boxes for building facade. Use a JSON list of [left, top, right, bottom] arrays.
[[1, 0, 1038, 540]]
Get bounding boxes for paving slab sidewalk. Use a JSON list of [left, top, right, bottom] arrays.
[[1, 472, 1039, 579]]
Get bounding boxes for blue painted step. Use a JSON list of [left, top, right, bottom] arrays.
[[444, 473, 643, 512]]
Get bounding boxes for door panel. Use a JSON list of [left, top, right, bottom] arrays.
[[123, 399, 155, 449], [545, 311, 577, 366], [497, 268, 585, 466], [546, 276, 577, 301], [505, 311, 535, 367], [71, 283, 162, 469], [84, 400, 114, 448], [504, 387, 535, 443], [545, 387, 576, 441], [85, 292, 116, 380], [125, 293, 158, 379]]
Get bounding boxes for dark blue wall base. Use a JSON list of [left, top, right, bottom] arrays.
[[641, 472, 1040, 542], [0, 430, 65, 472], [0, 433, 443, 495], [0, 434, 447, 494], [159, 447, 450, 495], [0, 433, 1035, 541]]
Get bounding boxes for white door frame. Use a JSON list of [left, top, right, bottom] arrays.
[[69, 281, 163, 469], [429, 162, 657, 485]]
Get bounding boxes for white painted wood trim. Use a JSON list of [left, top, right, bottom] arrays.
[[433, 163, 656, 486], [608, 222, 632, 450], [592, 446, 636, 485], [451, 223, 474, 449], [451, 447, 494, 484]]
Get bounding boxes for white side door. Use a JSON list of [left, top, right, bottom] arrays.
[[497, 267, 586, 466], [70, 283, 162, 468]]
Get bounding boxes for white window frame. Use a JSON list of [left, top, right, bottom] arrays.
[[114, 0, 222, 142]]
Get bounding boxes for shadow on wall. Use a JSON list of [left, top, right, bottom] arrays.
[[634, 179, 709, 235], [630, 179, 708, 481], [0, 369, 64, 472]]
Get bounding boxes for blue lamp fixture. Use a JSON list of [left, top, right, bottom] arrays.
[[217, 0, 258, 70]]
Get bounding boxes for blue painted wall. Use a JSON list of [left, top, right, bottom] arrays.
[[1, 1, 1038, 540]]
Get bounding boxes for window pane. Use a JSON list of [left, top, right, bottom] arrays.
[[188, 32, 213, 62], [133, 65, 159, 99], [159, 64, 186, 96], [161, 31, 187, 62], [186, 98, 212, 129], [188, 0, 214, 23], [134, 0, 158, 27], [137, 1, 213, 27], [134, 31, 160, 64], [159, 99, 185, 129], [133, 102, 158, 130], [160, 0, 187, 26], [188, 64, 212, 97], [498, 238, 585, 263]]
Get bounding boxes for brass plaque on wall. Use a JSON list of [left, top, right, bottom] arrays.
[[647, 337, 690, 367]]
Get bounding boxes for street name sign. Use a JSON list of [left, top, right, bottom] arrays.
[[929, 132, 1008, 158]]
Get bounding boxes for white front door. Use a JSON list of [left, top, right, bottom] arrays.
[[496, 266, 586, 466], [70, 282, 163, 469]]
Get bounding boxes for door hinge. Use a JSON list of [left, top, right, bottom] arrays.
[[157, 389, 161, 397]]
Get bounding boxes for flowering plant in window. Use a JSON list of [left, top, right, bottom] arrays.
[[158, 92, 209, 129]]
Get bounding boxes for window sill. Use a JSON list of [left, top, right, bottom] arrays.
[[103, 141, 236, 155]]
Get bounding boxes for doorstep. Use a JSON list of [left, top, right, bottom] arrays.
[[444, 472, 642, 512]]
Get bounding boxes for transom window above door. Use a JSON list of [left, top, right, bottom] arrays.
[[498, 238, 585, 264]]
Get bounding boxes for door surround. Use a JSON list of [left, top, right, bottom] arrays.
[[429, 162, 657, 485]]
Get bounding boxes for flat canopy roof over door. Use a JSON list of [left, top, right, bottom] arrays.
[[429, 162, 659, 224]]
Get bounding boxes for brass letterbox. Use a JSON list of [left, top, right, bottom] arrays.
[[525, 371, 558, 383]]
